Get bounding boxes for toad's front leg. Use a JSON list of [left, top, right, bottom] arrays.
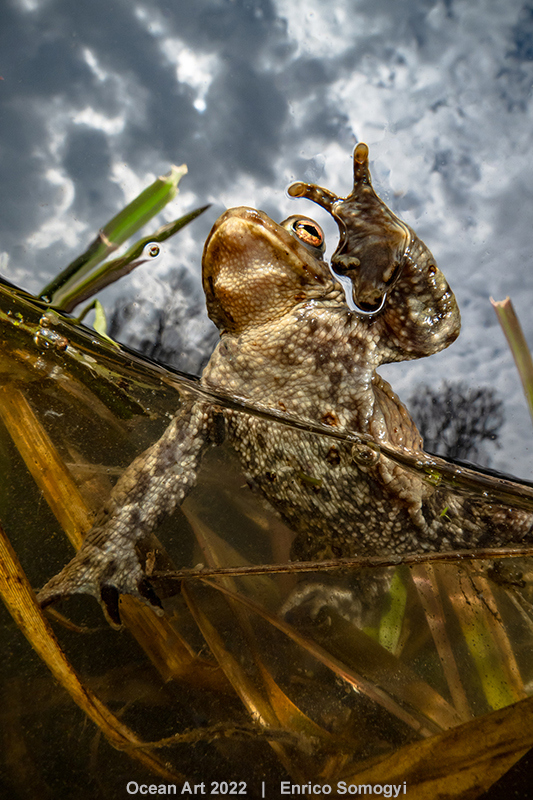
[[37, 400, 211, 625]]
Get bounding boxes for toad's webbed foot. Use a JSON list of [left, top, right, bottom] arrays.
[[38, 402, 210, 625], [37, 527, 164, 626], [289, 143, 461, 363]]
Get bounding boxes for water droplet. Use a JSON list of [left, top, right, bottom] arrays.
[[12, 312, 24, 326], [144, 242, 160, 259]]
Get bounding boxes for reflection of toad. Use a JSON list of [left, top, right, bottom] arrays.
[[38, 144, 533, 623]]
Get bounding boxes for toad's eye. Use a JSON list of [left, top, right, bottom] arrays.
[[281, 215, 326, 256]]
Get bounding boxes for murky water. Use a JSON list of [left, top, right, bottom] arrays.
[[1, 277, 533, 798]]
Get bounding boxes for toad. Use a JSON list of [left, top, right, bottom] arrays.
[[38, 144, 533, 622]]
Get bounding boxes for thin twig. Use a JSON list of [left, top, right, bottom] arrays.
[[150, 545, 533, 584]]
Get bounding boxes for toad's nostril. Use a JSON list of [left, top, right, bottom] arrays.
[[332, 254, 361, 274]]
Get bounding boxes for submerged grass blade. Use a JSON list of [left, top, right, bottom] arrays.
[[183, 505, 333, 745], [410, 564, 472, 720], [491, 296, 533, 424], [41, 165, 188, 307], [181, 582, 304, 781], [183, 502, 281, 609], [0, 520, 181, 781], [306, 605, 462, 734], [0, 386, 89, 549], [181, 582, 278, 728], [256, 662, 335, 745], [439, 565, 526, 711], [378, 567, 408, 655], [119, 595, 231, 692], [201, 578, 457, 737]]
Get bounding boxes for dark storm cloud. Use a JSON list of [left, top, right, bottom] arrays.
[[510, 2, 533, 60], [201, 61, 289, 184], [0, 0, 300, 285], [0, 0, 454, 287], [63, 126, 122, 220], [1, 0, 532, 282], [3, 0, 533, 477], [5, 0, 293, 173]]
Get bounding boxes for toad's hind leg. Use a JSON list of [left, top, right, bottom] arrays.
[[37, 401, 211, 625]]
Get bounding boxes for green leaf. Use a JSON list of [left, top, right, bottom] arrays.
[[40, 165, 188, 307], [92, 299, 119, 348], [58, 205, 210, 313], [75, 299, 119, 348], [92, 299, 108, 336], [378, 568, 407, 654]]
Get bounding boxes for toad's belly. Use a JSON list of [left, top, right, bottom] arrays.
[[225, 412, 428, 560], [225, 412, 533, 560]]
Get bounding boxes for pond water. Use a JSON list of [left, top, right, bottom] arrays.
[[2, 276, 533, 798]]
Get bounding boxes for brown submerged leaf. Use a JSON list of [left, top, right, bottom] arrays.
[[0, 520, 181, 781], [341, 693, 533, 799]]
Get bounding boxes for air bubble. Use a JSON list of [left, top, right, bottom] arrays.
[[33, 327, 69, 352], [39, 311, 60, 328]]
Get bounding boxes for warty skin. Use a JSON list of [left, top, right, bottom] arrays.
[[37, 146, 533, 623]]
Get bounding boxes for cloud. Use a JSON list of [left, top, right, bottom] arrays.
[[1, 0, 533, 475]]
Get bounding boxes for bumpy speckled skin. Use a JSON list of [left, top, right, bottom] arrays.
[[201, 206, 532, 561], [38, 146, 533, 622], [39, 400, 211, 620], [201, 207, 434, 562]]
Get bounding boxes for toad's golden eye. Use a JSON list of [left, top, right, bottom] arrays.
[[281, 215, 326, 256]]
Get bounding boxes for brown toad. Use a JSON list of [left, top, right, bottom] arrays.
[[38, 144, 533, 622]]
